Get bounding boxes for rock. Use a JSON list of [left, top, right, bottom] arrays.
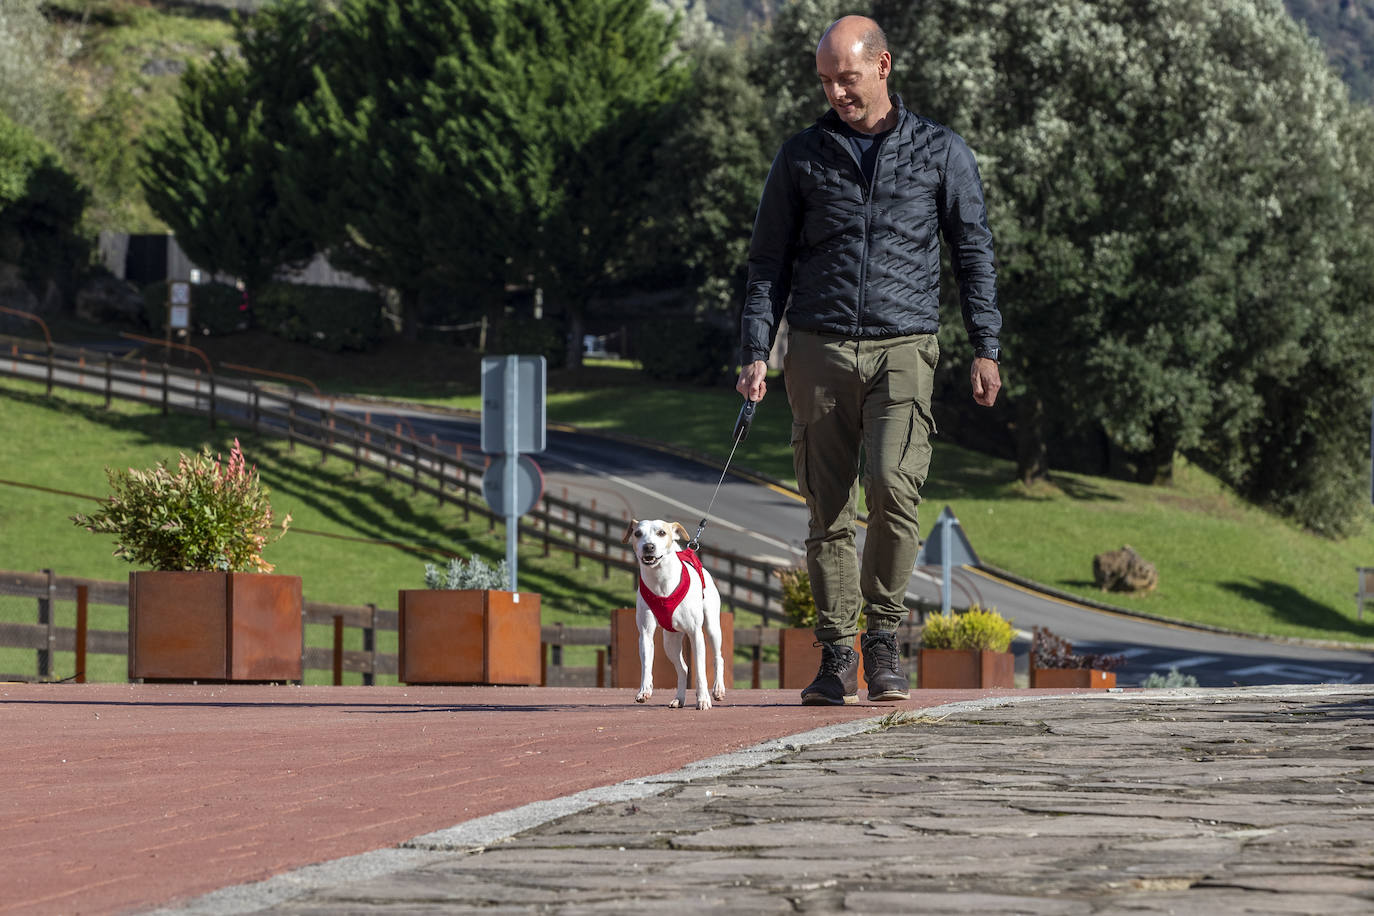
[[75, 273, 144, 324], [1093, 545, 1158, 593]]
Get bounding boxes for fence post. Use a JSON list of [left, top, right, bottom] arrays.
[[287, 390, 297, 453], [37, 569, 56, 679], [45, 343, 53, 396], [161, 362, 169, 415], [208, 371, 216, 430], [104, 355, 113, 409], [363, 603, 376, 686], [75, 585, 88, 683], [332, 615, 344, 686]]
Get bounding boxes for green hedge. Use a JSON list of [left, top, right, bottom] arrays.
[[254, 282, 387, 352], [140, 280, 245, 335], [634, 316, 734, 384]]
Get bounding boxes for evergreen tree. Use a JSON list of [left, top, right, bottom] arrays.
[[141, 0, 327, 301]]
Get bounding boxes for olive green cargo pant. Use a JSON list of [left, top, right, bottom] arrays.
[[783, 329, 938, 643]]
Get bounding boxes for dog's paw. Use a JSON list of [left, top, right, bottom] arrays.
[[712, 686, 725, 702], [696, 695, 712, 711], [668, 697, 683, 709], [635, 690, 651, 703]]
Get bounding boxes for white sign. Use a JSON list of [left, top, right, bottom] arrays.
[[169, 305, 190, 330], [170, 281, 191, 306]]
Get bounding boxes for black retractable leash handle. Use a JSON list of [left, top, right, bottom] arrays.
[[689, 397, 757, 550]]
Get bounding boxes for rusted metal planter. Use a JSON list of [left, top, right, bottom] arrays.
[[609, 607, 735, 691], [777, 629, 868, 691], [128, 571, 303, 682], [397, 589, 541, 685], [917, 648, 1014, 689], [1030, 665, 1117, 689]]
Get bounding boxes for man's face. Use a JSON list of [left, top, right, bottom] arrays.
[[816, 39, 891, 132]]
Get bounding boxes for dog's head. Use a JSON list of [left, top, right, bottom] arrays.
[[621, 519, 690, 568]]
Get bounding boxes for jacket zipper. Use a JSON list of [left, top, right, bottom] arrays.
[[826, 125, 893, 333]]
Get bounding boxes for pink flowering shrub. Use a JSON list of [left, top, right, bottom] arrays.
[[72, 439, 291, 572]]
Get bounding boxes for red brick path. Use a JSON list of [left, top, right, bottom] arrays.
[[0, 683, 1025, 914]]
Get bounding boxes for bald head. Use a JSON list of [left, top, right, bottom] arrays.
[[817, 15, 888, 63], [814, 15, 893, 133]]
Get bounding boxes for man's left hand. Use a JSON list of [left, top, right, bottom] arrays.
[[971, 357, 1001, 407]]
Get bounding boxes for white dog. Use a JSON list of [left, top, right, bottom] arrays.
[[621, 519, 726, 710]]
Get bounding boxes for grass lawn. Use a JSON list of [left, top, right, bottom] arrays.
[[0, 378, 742, 683]]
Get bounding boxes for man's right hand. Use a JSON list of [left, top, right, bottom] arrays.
[[736, 360, 769, 402]]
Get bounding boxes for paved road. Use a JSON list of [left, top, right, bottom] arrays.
[[353, 399, 1374, 689]]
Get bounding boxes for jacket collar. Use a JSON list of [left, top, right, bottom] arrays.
[[817, 93, 908, 135]]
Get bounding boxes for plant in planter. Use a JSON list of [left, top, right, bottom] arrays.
[[399, 554, 541, 685], [1029, 626, 1126, 688], [772, 566, 866, 690], [71, 439, 299, 682], [917, 604, 1016, 688]]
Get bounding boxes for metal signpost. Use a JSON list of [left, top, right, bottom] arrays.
[[913, 505, 981, 615], [480, 355, 547, 589]]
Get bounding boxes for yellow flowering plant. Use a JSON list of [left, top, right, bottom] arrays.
[[72, 438, 291, 572]]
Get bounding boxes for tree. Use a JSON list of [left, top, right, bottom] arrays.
[[522, 0, 688, 369], [649, 14, 771, 324], [141, 0, 327, 301], [0, 110, 88, 306]]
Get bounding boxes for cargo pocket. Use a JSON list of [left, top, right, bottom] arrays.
[[897, 400, 936, 484]]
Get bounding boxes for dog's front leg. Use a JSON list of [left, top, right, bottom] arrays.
[[635, 608, 655, 704], [689, 627, 712, 710], [661, 630, 689, 709]]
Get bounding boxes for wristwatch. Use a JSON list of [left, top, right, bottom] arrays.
[[974, 347, 1000, 362]]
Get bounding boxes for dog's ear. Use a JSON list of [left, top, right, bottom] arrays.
[[671, 522, 691, 546], [621, 520, 640, 545]]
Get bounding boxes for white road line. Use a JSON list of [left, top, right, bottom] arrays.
[[1159, 655, 1222, 669], [538, 452, 800, 556]]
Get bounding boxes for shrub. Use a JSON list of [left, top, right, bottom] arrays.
[[487, 315, 566, 369], [71, 439, 290, 572], [920, 605, 1015, 652], [1141, 666, 1200, 688], [634, 316, 735, 384], [140, 280, 245, 335], [424, 555, 511, 591], [1031, 625, 1126, 671], [254, 282, 387, 352], [777, 566, 816, 628]]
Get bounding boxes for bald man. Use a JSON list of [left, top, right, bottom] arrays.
[[737, 16, 1002, 706]]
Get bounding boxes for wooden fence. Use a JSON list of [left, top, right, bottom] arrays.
[[0, 569, 922, 687], [0, 334, 822, 623]]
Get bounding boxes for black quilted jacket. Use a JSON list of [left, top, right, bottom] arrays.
[[740, 95, 1001, 364]]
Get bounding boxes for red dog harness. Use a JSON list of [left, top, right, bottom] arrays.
[[639, 548, 705, 633]]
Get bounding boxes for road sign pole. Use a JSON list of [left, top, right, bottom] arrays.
[[504, 356, 519, 590], [941, 514, 953, 616]]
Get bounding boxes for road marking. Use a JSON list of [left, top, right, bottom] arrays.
[[1228, 663, 1363, 683], [536, 452, 800, 556], [1160, 655, 1221, 669]]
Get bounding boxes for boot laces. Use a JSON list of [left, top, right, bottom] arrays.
[[866, 632, 900, 670], [816, 643, 854, 677]]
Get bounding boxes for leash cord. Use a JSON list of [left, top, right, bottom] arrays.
[[689, 424, 747, 551]]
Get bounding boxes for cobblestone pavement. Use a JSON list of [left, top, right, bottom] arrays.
[[166, 685, 1374, 915]]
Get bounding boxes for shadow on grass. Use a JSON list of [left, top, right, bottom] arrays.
[[926, 445, 1121, 503], [1220, 577, 1374, 641]]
